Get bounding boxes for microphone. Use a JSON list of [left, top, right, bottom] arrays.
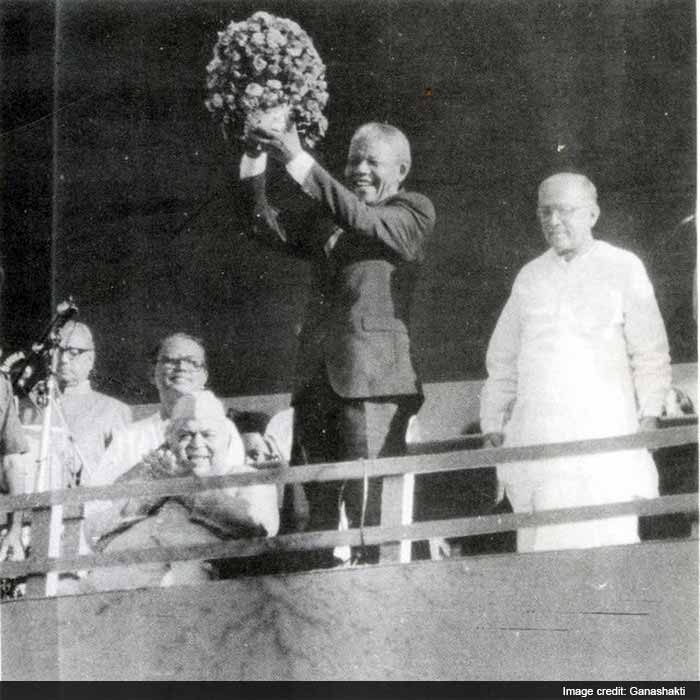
[[51, 299, 79, 329], [30, 298, 79, 355], [11, 298, 79, 394]]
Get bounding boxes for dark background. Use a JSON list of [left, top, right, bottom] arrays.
[[0, 0, 695, 405]]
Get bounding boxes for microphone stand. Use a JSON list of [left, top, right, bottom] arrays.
[[33, 332, 63, 596], [22, 299, 78, 597]]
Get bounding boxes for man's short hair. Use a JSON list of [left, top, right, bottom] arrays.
[[351, 122, 412, 172], [538, 172, 598, 204], [150, 332, 208, 369]]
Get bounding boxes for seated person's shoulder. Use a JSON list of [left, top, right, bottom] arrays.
[[88, 390, 133, 420]]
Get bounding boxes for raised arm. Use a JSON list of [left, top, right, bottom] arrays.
[[238, 154, 331, 260], [248, 123, 435, 261], [296, 158, 435, 262]]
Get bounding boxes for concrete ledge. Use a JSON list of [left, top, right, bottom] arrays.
[[2, 538, 697, 680]]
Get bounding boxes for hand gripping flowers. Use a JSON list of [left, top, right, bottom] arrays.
[[205, 11, 329, 147]]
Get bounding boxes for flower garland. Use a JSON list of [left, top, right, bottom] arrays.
[[205, 11, 329, 147]]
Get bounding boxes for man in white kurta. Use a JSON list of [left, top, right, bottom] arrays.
[[480, 173, 671, 552], [19, 321, 132, 487], [81, 333, 219, 558], [87, 332, 211, 488]]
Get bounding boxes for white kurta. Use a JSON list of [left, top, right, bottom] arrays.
[[480, 241, 671, 551], [88, 411, 168, 487]]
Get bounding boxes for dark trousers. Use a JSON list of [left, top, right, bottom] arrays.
[[287, 373, 420, 566]]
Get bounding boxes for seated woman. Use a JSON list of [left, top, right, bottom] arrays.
[[83, 390, 279, 591]]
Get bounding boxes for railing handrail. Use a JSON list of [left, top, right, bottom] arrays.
[[0, 423, 696, 595], [0, 424, 696, 513], [0, 493, 695, 579]]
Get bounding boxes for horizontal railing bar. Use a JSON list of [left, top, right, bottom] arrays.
[[0, 426, 695, 514], [407, 425, 697, 457], [657, 415, 698, 427], [0, 493, 695, 581]]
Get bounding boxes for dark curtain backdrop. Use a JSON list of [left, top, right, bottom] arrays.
[[0, 0, 695, 404]]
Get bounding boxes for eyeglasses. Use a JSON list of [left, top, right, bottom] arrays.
[[536, 205, 588, 221], [158, 355, 206, 370], [59, 347, 94, 358]]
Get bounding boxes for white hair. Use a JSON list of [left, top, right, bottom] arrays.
[[351, 122, 412, 172], [538, 172, 598, 204]]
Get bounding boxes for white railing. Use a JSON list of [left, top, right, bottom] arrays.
[[0, 422, 696, 597]]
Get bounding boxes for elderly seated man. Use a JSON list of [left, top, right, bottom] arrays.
[[83, 390, 279, 591], [90, 332, 210, 487]]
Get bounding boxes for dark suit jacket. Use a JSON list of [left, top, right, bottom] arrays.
[[241, 160, 436, 402]]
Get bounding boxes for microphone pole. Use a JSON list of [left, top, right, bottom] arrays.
[[26, 298, 78, 597]]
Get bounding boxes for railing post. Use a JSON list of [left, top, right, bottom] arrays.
[[61, 503, 83, 555], [24, 507, 51, 598], [379, 474, 412, 563]]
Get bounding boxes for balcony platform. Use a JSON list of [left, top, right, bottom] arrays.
[[2, 537, 697, 681]]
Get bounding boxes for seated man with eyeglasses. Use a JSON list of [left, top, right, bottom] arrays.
[[88, 332, 211, 488]]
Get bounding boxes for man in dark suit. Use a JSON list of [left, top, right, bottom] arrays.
[[238, 120, 435, 564]]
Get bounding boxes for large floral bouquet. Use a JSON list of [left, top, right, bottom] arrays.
[[205, 11, 329, 147]]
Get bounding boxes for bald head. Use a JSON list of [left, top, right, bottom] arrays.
[[538, 173, 598, 205], [537, 172, 600, 261], [57, 321, 95, 389], [59, 321, 94, 350]]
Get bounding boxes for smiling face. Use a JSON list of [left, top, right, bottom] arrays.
[[171, 416, 230, 477], [344, 134, 408, 204], [168, 391, 231, 477], [537, 174, 600, 261], [153, 335, 208, 411]]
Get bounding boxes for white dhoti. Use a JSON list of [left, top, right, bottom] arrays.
[[482, 243, 671, 553]]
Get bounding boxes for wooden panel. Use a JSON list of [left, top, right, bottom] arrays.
[[2, 539, 696, 681], [0, 595, 60, 680]]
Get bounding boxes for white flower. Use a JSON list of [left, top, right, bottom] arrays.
[[252, 55, 267, 73], [206, 56, 222, 73], [245, 82, 264, 97], [266, 28, 286, 47], [251, 11, 274, 25], [250, 31, 265, 46], [206, 13, 329, 147], [217, 31, 232, 46]]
